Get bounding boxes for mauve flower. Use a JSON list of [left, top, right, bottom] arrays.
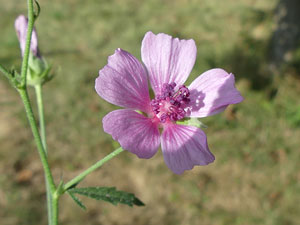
[[15, 15, 41, 58], [95, 31, 243, 174]]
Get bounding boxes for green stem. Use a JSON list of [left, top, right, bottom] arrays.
[[0, 64, 12, 80], [35, 84, 47, 154], [51, 194, 59, 225], [20, 0, 35, 87], [34, 84, 53, 225], [64, 147, 124, 191], [46, 178, 53, 225], [21, 1, 57, 224], [18, 88, 56, 191], [18, 88, 57, 225]]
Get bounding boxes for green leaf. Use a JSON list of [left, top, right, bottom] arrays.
[[67, 191, 86, 210], [176, 117, 208, 128], [68, 187, 145, 207]]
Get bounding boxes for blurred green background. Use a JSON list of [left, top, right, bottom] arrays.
[[1, 0, 300, 224]]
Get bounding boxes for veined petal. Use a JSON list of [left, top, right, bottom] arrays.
[[103, 109, 160, 159], [95, 49, 151, 113], [188, 68, 243, 118], [141, 31, 197, 95], [161, 124, 215, 174], [15, 15, 40, 58]]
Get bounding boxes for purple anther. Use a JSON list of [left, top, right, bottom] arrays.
[[169, 113, 176, 121], [170, 82, 176, 89], [169, 106, 177, 112], [160, 113, 168, 123], [179, 85, 190, 97], [151, 82, 190, 123], [161, 83, 176, 99]]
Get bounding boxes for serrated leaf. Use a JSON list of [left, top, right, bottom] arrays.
[[176, 117, 207, 128], [67, 191, 87, 210], [68, 187, 145, 207]]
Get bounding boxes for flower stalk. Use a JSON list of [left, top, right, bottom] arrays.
[[63, 147, 124, 191], [18, 85, 58, 225], [35, 84, 47, 154], [18, 88, 56, 192], [34, 83, 54, 225], [20, 0, 35, 88], [17, 1, 57, 224]]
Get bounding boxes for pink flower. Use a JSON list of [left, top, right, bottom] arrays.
[[95, 31, 243, 174], [15, 15, 40, 58]]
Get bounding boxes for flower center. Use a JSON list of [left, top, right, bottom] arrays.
[[150, 82, 190, 123]]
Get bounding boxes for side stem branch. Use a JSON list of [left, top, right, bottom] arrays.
[[64, 147, 124, 191]]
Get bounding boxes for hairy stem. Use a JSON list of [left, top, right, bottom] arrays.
[[52, 193, 59, 225], [0, 64, 12, 80], [64, 147, 124, 191], [19, 88, 57, 224], [19, 88, 56, 191], [35, 84, 47, 154], [20, 2, 57, 224], [20, 0, 35, 87], [35, 84, 53, 225]]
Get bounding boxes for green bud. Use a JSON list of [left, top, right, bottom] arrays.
[[27, 53, 53, 86]]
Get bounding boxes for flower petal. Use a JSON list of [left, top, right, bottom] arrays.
[[95, 49, 151, 113], [103, 109, 160, 159], [141, 31, 197, 95], [188, 68, 243, 118], [161, 124, 215, 174], [15, 15, 40, 58]]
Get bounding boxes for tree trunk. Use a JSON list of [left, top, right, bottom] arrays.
[[270, 0, 300, 72]]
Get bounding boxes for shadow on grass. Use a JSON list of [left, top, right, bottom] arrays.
[[204, 6, 279, 91], [206, 35, 273, 91]]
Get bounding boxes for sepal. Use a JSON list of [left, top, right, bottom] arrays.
[[27, 53, 53, 86], [176, 117, 208, 129]]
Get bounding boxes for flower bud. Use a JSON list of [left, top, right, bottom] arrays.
[[15, 15, 40, 58], [15, 15, 52, 86]]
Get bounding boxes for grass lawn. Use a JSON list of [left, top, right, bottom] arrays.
[[1, 0, 300, 224]]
